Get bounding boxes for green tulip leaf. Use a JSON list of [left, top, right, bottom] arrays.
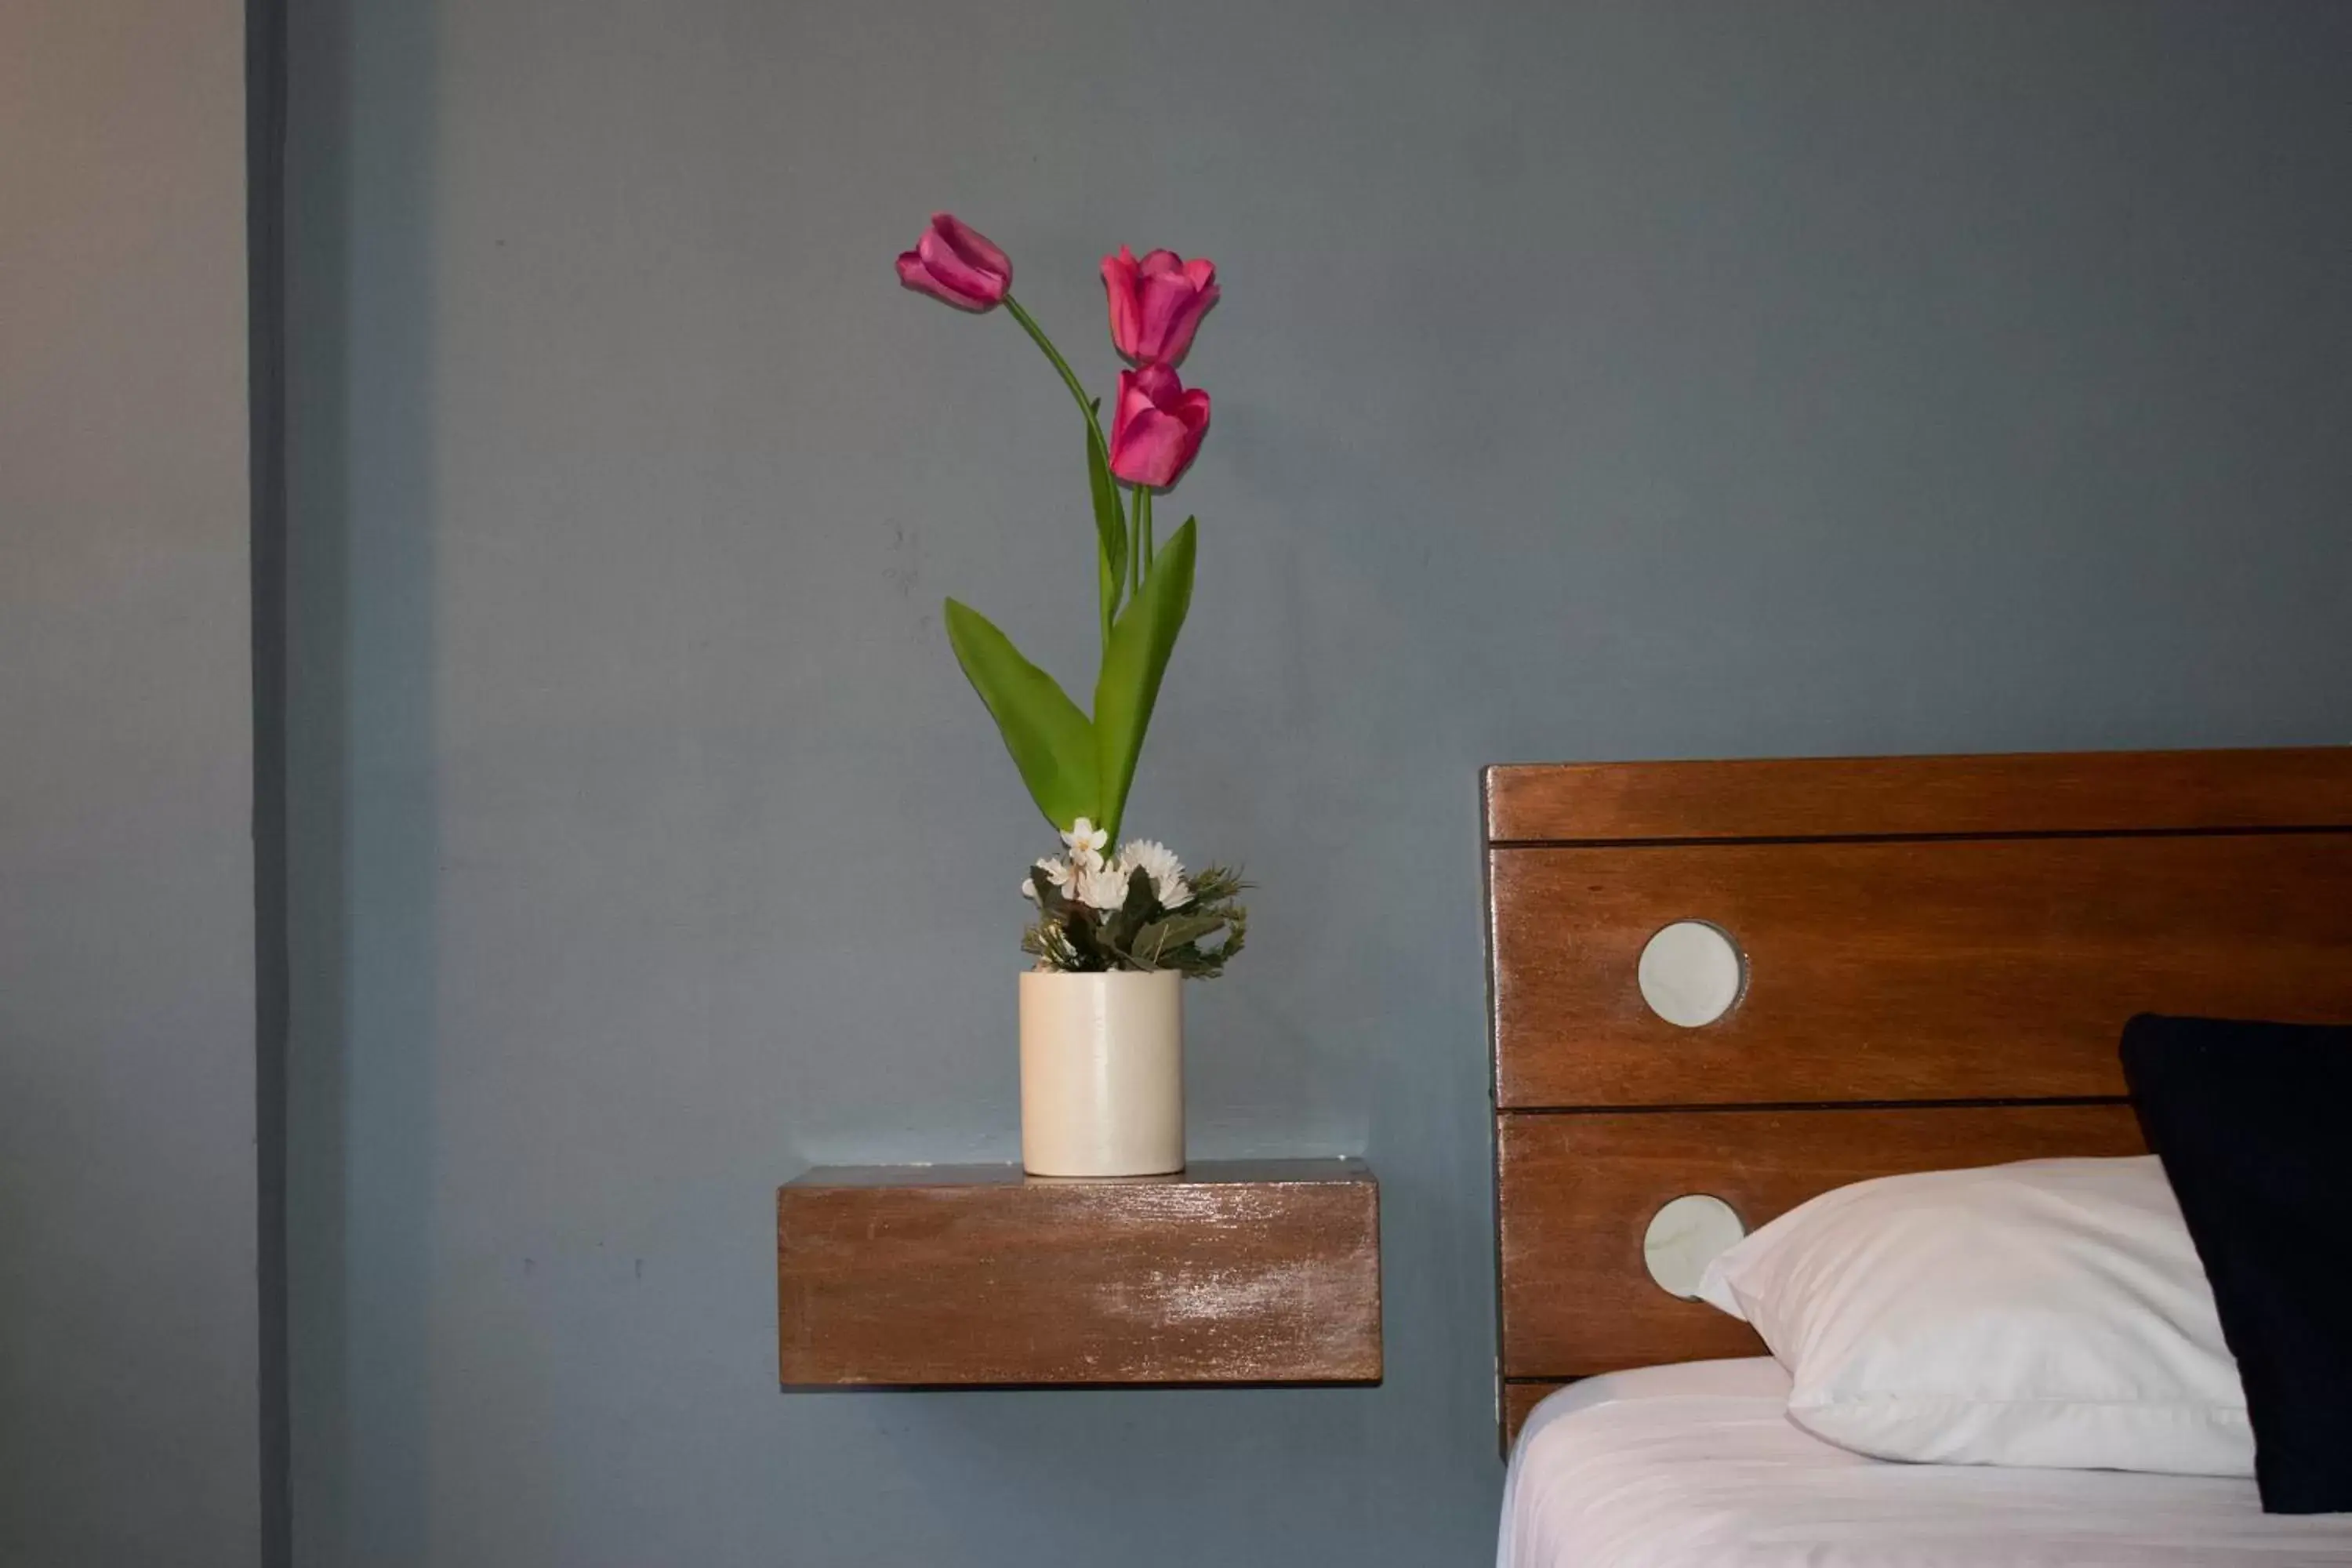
[[1092, 517, 1196, 844], [1087, 423, 1126, 644], [944, 597, 1098, 832]]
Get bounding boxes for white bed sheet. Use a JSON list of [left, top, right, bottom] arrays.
[[1499, 1357, 2352, 1568]]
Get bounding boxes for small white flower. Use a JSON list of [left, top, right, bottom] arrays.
[[1076, 861, 1131, 912], [1116, 838, 1192, 909], [1062, 817, 1109, 864], [1030, 856, 1075, 896], [1019, 877, 1039, 902]]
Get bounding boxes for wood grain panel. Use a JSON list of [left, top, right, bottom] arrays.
[[1497, 1105, 2147, 1377], [1483, 749, 2352, 1448], [1492, 831, 2352, 1109], [1486, 746, 2352, 844], [778, 1160, 1380, 1385]]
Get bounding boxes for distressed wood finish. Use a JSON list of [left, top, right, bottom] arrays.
[[1492, 831, 2352, 1109], [1497, 1105, 2146, 1376], [1483, 747, 2352, 1447], [778, 1160, 1380, 1386], [1486, 746, 2352, 844]]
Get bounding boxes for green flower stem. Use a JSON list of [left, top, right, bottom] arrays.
[[1002, 295, 1103, 447], [1142, 487, 1155, 575], [1005, 293, 1119, 656], [1128, 484, 1144, 597]]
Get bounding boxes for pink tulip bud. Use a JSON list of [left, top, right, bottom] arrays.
[[896, 213, 1012, 311], [1100, 246, 1220, 366], [1107, 363, 1211, 490]]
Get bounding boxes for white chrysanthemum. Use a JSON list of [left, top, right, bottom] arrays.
[[1062, 817, 1108, 864], [1076, 861, 1130, 912], [1117, 838, 1192, 909]]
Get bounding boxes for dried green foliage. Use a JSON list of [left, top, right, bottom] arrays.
[[1022, 863, 1248, 980]]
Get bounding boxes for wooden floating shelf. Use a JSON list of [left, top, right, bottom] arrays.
[[777, 1159, 1381, 1387]]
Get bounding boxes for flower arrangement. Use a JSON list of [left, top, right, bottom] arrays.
[[898, 213, 1245, 978], [1019, 819, 1247, 979]]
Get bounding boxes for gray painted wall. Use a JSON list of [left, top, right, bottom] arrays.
[[0, 2, 260, 1563], [288, 3, 2352, 1564]]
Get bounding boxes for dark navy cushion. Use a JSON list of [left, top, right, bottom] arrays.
[[2122, 1014, 2352, 1515]]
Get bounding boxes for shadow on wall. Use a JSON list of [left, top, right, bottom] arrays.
[[285, 0, 444, 1559]]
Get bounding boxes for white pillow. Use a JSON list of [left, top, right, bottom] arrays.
[[1694, 1154, 2252, 1475]]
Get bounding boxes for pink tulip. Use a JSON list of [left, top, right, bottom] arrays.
[[1107, 363, 1211, 489], [1101, 246, 1220, 366], [896, 213, 1013, 311]]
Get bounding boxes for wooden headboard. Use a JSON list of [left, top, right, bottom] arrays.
[[1484, 746, 2352, 1446]]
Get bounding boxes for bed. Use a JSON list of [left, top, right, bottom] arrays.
[[1482, 747, 2352, 1564], [1500, 1357, 2352, 1566]]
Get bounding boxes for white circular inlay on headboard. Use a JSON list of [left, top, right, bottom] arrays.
[[1638, 920, 1746, 1028], [1643, 1194, 1748, 1299]]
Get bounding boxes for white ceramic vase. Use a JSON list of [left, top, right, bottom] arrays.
[[1018, 969, 1184, 1177]]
